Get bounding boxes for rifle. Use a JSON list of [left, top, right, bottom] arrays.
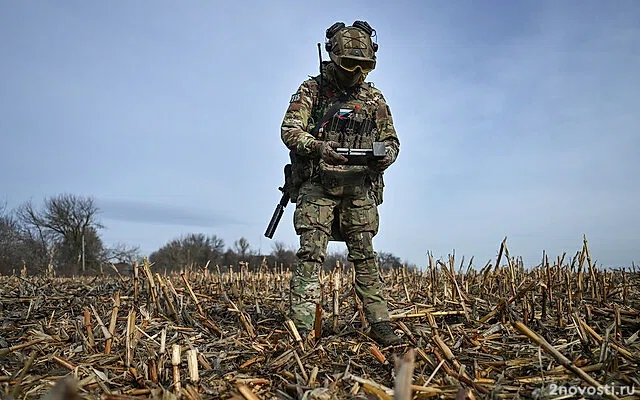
[[264, 164, 292, 239], [265, 43, 324, 240]]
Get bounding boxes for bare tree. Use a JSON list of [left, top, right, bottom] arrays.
[[324, 249, 350, 270], [103, 242, 141, 265], [378, 251, 402, 271], [16, 194, 104, 275], [18, 194, 102, 238], [0, 202, 48, 274], [0, 202, 16, 236], [234, 237, 251, 260], [209, 235, 225, 255], [149, 233, 226, 272], [0, 204, 20, 273], [271, 241, 297, 269]]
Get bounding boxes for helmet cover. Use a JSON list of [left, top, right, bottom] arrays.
[[327, 25, 377, 73]]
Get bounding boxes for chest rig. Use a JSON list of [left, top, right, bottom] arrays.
[[310, 82, 378, 150], [306, 78, 380, 199]]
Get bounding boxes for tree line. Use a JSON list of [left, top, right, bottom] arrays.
[[0, 194, 139, 276], [0, 194, 412, 276]]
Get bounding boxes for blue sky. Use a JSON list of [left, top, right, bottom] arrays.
[[1, 1, 638, 268]]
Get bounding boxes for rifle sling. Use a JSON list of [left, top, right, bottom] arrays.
[[310, 89, 353, 138]]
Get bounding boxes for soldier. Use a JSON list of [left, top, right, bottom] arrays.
[[280, 21, 402, 346]]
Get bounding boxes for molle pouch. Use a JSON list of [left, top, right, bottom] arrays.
[[288, 151, 314, 203], [360, 119, 376, 136], [370, 173, 384, 205], [344, 118, 359, 134], [318, 163, 370, 198], [346, 119, 363, 135], [328, 115, 347, 134]]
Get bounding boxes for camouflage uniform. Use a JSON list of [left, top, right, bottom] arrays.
[[281, 61, 400, 331]]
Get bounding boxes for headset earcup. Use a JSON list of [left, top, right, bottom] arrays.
[[326, 22, 345, 39], [325, 42, 332, 52]]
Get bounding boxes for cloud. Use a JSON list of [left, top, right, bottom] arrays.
[[98, 199, 248, 228]]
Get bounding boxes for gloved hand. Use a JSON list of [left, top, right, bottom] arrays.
[[369, 154, 393, 172], [314, 140, 348, 165]]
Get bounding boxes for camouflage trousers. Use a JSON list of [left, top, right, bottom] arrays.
[[289, 181, 389, 331]]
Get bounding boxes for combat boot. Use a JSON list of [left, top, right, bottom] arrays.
[[369, 321, 403, 346]]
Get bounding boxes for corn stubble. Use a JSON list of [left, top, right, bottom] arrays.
[[0, 236, 639, 399]]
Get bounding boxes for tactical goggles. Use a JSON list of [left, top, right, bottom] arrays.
[[338, 57, 376, 73]]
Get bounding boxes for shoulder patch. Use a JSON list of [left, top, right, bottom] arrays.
[[290, 92, 301, 103]]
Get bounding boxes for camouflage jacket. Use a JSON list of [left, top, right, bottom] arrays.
[[281, 63, 400, 201]]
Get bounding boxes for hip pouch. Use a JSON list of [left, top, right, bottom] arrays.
[[318, 163, 370, 198], [288, 152, 314, 203], [370, 173, 384, 206]]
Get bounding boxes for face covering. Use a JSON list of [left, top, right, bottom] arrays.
[[328, 62, 364, 89]]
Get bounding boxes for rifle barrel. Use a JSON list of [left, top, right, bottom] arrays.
[[265, 204, 285, 239]]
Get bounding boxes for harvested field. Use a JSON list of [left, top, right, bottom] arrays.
[[1, 238, 639, 399]]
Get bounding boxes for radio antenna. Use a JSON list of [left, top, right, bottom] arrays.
[[317, 43, 323, 91]]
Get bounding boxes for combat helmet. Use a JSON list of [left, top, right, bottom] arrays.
[[325, 21, 378, 73]]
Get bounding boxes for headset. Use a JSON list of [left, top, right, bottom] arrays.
[[325, 21, 379, 53]]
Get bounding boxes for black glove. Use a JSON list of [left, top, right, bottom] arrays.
[[369, 154, 393, 172], [314, 140, 348, 165]]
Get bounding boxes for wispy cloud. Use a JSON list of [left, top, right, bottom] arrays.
[[98, 199, 248, 228]]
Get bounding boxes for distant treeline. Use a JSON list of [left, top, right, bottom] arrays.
[[0, 194, 412, 276]]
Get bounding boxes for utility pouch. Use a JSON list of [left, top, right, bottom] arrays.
[[288, 151, 314, 203], [318, 163, 369, 198], [370, 173, 384, 206]]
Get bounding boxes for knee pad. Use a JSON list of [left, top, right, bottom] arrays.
[[345, 231, 376, 262]]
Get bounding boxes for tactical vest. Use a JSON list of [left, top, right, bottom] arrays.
[[288, 76, 385, 205], [313, 78, 381, 198]]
